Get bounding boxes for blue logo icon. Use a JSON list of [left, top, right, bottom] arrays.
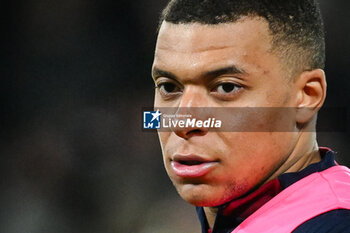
[[143, 110, 162, 129]]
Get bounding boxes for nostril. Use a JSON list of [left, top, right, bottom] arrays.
[[191, 129, 202, 134], [186, 129, 207, 137], [174, 125, 208, 139]]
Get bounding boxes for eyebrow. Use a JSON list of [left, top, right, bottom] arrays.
[[152, 68, 177, 80], [204, 66, 246, 78], [152, 65, 246, 81]]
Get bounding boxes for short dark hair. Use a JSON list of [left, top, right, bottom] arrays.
[[160, 0, 325, 77]]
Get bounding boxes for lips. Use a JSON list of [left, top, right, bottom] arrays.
[[171, 154, 218, 178]]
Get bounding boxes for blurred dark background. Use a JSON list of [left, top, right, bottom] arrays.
[[0, 0, 349, 232]]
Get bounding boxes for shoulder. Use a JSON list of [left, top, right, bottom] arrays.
[[293, 209, 350, 233]]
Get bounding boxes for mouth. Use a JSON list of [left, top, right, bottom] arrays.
[[171, 154, 218, 178]]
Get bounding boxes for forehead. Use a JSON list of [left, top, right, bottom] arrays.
[[153, 18, 279, 78], [156, 18, 271, 52]]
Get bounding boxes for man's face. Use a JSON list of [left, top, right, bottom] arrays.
[[152, 18, 299, 206]]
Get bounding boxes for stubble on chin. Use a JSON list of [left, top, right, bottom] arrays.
[[173, 180, 249, 207]]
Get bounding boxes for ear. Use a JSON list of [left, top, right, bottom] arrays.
[[294, 69, 327, 124]]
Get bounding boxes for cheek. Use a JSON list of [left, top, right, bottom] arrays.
[[157, 131, 170, 158], [157, 132, 180, 178], [154, 90, 159, 105], [222, 132, 297, 179], [154, 91, 166, 108]]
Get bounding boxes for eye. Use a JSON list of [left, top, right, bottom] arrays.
[[218, 83, 237, 93], [213, 82, 242, 95], [156, 81, 182, 99], [160, 83, 178, 93]]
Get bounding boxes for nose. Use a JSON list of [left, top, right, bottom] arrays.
[[177, 85, 207, 108], [173, 86, 209, 139]]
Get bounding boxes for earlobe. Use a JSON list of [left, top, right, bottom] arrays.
[[295, 69, 327, 124]]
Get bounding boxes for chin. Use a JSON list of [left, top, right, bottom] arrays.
[[176, 185, 229, 207], [176, 182, 249, 207], [184, 194, 237, 207], [183, 195, 221, 207]]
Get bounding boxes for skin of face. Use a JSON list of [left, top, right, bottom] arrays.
[[152, 17, 325, 208]]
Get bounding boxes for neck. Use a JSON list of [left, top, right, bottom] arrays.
[[204, 207, 219, 229], [266, 132, 321, 183], [203, 131, 321, 229]]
